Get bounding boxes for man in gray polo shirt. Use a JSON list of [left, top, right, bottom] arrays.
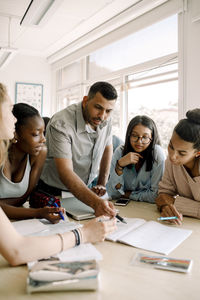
[[40, 81, 117, 217]]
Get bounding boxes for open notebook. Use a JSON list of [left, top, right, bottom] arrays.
[[107, 218, 192, 255]]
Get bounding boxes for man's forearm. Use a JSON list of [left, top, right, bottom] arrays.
[[54, 157, 116, 217], [97, 144, 113, 186], [59, 169, 101, 209]]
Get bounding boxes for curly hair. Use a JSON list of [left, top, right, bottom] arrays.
[[174, 109, 200, 150], [12, 103, 40, 133]]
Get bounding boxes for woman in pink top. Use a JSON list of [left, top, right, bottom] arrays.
[[156, 109, 200, 225]]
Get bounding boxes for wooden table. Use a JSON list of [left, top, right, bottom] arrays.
[[0, 201, 199, 300]]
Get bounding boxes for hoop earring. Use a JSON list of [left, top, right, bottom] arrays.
[[11, 137, 17, 144]]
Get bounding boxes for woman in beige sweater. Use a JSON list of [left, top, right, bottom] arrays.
[[156, 109, 200, 225]]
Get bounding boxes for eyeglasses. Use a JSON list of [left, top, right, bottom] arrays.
[[130, 134, 152, 144]]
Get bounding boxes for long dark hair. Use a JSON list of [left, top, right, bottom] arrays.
[[123, 115, 161, 171], [174, 109, 200, 150]]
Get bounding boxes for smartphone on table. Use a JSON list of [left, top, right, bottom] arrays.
[[114, 198, 130, 206]]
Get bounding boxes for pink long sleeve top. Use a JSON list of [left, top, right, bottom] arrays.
[[158, 157, 200, 219]]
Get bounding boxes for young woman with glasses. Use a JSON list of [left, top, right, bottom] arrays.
[[107, 115, 165, 203]]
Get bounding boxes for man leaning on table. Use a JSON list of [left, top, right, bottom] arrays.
[[39, 81, 118, 217]]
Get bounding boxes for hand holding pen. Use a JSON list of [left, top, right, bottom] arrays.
[[95, 199, 116, 218], [47, 197, 65, 221], [160, 203, 182, 225], [53, 202, 65, 221], [39, 207, 65, 224]]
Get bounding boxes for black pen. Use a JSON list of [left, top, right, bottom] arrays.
[[116, 214, 127, 224]]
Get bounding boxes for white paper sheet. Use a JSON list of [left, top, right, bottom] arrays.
[[107, 218, 146, 242], [12, 219, 47, 236], [12, 219, 78, 236], [36, 220, 79, 236], [118, 220, 192, 255]]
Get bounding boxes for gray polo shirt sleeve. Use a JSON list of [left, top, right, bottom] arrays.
[[47, 120, 72, 159], [42, 103, 114, 187]]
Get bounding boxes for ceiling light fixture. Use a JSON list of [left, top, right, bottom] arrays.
[[0, 17, 17, 69], [20, 0, 63, 27]]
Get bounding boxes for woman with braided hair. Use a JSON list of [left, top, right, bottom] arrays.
[[0, 83, 116, 266]]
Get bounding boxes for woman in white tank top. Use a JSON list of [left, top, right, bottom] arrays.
[[0, 100, 64, 223], [0, 83, 116, 266]]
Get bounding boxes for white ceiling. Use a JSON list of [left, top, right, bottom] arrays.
[[0, 0, 142, 60]]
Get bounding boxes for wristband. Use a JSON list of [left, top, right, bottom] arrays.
[[116, 161, 124, 171], [72, 229, 81, 246], [77, 228, 83, 243]]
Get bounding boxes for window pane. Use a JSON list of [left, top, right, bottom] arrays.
[[57, 85, 81, 112], [88, 15, 177, 78], [62, 61, 81, 87], [127, 73, 178, 151], [111, 85, 121, 138]]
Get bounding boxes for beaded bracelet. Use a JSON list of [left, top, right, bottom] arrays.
[[77, 228, 83, 243], [72, 229, 81, 246]]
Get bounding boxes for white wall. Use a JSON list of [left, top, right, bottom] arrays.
[[0, 54, 52, 117], [179, 0, 200, 116], [1, 0, 200, 119]]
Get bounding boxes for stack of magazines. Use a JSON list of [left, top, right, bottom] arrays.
[[27, 259, 99, 293]]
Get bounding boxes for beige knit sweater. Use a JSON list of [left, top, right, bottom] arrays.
[[158, 157, 200, 218]]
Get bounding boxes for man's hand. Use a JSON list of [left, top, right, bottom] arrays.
[[91, 185, 106, 196], [94, 199, 116, 218]]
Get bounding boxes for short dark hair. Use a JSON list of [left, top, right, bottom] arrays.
[[123, 115, 161, 171], [13, 103, 40, 133], [174, 108, 200, 150], [88, 81, 118, 101]]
